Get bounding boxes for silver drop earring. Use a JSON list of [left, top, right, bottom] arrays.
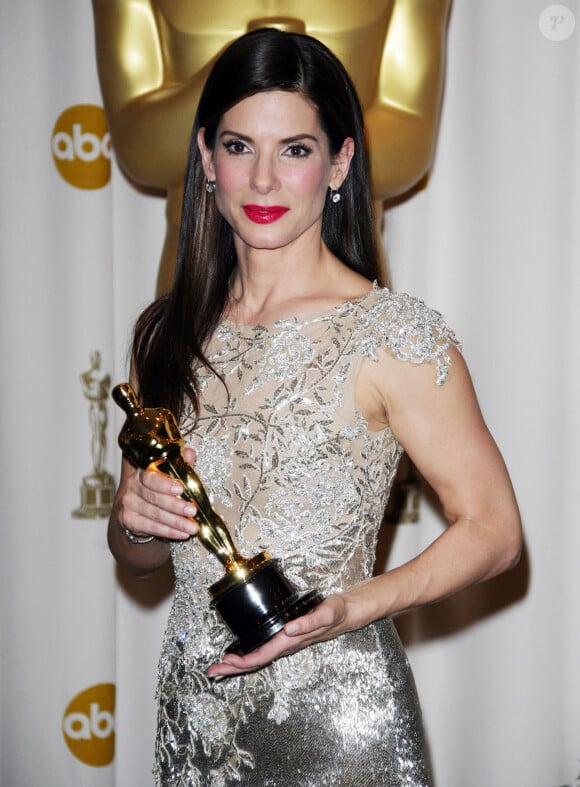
[[330, 188, 341, 204], [206, 180, 216, 193]]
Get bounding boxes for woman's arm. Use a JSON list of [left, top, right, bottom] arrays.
[[208, 346, 522, 677]]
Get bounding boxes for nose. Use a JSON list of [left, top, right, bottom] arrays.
[[250, 154, 280, 194]]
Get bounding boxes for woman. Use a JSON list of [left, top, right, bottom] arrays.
[[109, 28, 522, 786]]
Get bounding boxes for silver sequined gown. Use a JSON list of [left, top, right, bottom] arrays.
[[153, 285, 458, 786]]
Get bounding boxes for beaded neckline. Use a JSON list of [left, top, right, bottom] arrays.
[[220, 280, 381, 333]]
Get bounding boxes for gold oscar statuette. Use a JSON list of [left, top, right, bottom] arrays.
[[112, 383, 322, 654]]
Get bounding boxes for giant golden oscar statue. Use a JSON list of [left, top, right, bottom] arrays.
[[92, 0, 451, 294]]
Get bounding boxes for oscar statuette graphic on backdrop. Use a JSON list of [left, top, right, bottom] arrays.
[[73, 351, 115, 518]]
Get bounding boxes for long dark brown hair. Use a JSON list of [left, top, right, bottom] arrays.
[[133, 27, 383, 418]]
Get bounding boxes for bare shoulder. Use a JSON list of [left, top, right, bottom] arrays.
[[357, 341, 470, 430]]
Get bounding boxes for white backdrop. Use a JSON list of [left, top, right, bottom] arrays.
[[1, 2, 579, 785]]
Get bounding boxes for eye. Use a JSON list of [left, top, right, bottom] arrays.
[[284, 143, 311, 158], [223, 139, 250, 155]]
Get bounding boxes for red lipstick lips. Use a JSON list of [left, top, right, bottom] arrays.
[[242, 205, 289, 224]]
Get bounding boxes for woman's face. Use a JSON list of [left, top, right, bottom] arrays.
[[198, 91, 353, 255]]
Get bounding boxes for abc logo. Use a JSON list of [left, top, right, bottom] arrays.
[[51, 105, 111, 190], [62, 683, 115, 767]]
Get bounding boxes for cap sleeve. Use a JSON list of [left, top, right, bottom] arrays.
[[358, 289, 461, 386]]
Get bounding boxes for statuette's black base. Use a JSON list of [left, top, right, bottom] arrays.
[[210, 556, 323, 656]]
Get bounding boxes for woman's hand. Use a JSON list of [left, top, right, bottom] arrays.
[[118, 446, 200, 542], [108, 447, 200, 575], [207, 593, 355, 679]]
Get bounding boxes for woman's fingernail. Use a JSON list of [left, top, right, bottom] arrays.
[[184, 505, 197, 517], [172, 484, 183, 495]]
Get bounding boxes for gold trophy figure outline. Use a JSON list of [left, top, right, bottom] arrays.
[[73, 351, 115, 518], [113, 383, 322, 654]]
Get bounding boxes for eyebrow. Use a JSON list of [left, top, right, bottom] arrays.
[[218, 130, 321, 145]]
